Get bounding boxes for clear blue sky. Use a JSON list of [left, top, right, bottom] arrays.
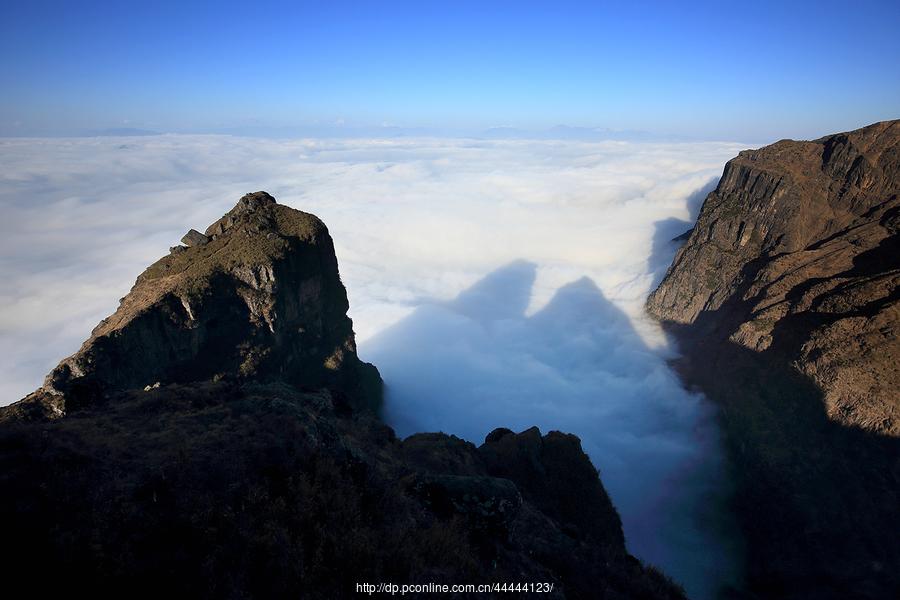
[[2, 0, 898, 141]]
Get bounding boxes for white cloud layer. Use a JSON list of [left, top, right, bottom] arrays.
[[0, 134, 747, 598]]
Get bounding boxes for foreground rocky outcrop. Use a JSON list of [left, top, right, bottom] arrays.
[[648, 120, 900, 599], [0, 193, 682, 599]]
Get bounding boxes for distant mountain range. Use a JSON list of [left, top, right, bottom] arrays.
[[81, 127, 162, 136], [3, 124, 711, 141]]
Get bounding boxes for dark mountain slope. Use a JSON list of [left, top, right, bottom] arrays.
[[0, 193, 683, 599]]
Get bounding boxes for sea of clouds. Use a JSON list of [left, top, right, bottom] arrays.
[[0, 134, 747, 598]]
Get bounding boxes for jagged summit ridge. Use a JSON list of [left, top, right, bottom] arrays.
[[10, 191, 381, 420]]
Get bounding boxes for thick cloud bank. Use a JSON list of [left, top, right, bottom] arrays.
[[0, 134, 746, 598]]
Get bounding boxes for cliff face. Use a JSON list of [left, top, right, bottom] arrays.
[[648, 120, 899, 434], [0, 193, 683, 599], [8, 191, 382, 419], [648, 121, 900, 599]]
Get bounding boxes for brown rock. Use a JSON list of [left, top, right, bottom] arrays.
[[648, 119, 900, 435]]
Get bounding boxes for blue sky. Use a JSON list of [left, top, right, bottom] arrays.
[[2, 0, 898, 141]]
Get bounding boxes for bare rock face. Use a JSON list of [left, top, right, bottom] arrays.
[[648, 121, 900, 599], [649, 120, 900, 434], [7, 191, 381, 419]]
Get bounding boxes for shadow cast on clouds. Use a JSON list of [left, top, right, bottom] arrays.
[[364, 259, 743, 600]]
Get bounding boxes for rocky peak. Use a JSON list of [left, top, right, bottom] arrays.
[[204, 191, 279, 239], [11, 191, 381, 421]]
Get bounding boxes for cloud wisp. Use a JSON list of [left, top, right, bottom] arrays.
[[0, 134, 746, 598]]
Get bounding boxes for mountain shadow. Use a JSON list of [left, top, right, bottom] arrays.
[[362, 260, 744, 600], [667, 317, 900, 600]]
